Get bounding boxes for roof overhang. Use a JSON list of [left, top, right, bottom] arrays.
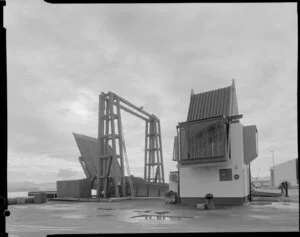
[[177, 114, 243, 129]]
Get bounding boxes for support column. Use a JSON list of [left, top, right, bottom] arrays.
[[148, 120, 155, 182], [154, 120, 161, 183], [97, 93, 105, 199], [157, 120, 165, 183], [116, 97, 126, 197], [108, 93, 120, 198], [144, 120, 148, 180]]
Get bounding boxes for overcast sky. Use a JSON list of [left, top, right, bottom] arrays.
[[6, 2, 297, 183]]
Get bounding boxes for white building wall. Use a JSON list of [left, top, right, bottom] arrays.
[[179, 123, 248, 198], [242, 164, 250, 197], [169, 180, 178, 192], [274, 159, 298, 187]]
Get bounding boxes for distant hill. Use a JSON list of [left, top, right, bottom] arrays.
[[8, 181, 56, 192]]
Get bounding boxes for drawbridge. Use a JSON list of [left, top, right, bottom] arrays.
[[73, 91, 165, 198]]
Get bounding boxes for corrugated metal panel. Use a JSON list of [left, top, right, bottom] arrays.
[[187, 86, 233, 121], [223, 87, 230, 116], [57, 179, 91, 198], [202, 91, 209, 119], [214, 89, 221, 117]]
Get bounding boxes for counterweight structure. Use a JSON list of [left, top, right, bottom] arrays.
[[97, 92, 165, 198]]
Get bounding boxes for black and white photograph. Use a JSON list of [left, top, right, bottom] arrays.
[[2, 1, 298, 235]]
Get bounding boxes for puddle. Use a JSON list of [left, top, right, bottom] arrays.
[[231, 211, 240, 214], [268, 203, 299, 210], [59, 214, 87, 219], [251, 202, 298, 210], [97, 208, 114, 211], [98, 214, 113, 217], [37, 204, 77, 211], [250, 202, 273, 206], [154, 211, 170, 215], [247, 214, 272, 220], [12, 206, 29, 209], [131, 215, 194, 221], [133, 210, 152, 213]]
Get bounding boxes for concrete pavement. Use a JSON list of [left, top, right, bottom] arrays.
[[6, 199, 299, 236]]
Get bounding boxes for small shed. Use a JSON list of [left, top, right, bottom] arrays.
[[57, 178, 92, 198]]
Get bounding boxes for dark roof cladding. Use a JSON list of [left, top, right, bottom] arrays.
[[187, 80, 238, 122]]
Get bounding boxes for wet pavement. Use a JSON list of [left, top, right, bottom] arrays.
[[6, 199, 299, 236]]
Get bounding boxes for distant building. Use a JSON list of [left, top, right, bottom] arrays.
[[252, 179, 271, 188], [270, 158, 299, 187]]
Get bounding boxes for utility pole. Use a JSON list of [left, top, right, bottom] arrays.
[[270, 150, 275, 187], [0, 1, 10, 237]]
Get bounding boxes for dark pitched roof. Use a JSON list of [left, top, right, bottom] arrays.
[[187, 80, 239, 122]]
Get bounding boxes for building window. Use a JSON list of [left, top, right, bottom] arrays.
[[219, 168, 232, 181], [178, 118, 230, 161]]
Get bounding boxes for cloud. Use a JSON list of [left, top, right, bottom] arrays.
[[6, 2, 297, 183], [7, 149, 84, 183], [57, 169, 80, 180]]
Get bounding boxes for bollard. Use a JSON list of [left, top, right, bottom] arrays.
[[205, 193, 215, 210], [284, 181, 289, 197], [164, 190, 177, 204]]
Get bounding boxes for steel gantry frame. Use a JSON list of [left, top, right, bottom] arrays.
[[97, 91, 165, 198]]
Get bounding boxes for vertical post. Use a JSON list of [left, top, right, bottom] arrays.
[[108, 93, 119, 197], [104, 98, 110, 178], [144, 120, 148, 180], [150, 120, 155, 181], [103, 156, 113, 199], [157, 120, 165, 183], [270, 151, 275, 187], [154, 120, 161, 183], [0, 1, 8, 236], [97, 93, 105, 199], [272, 152, 275, 187], [177, 127, 181, 204], [147, 120, 153, 182], [285, 181, 289, 197], [102, 98, 110, 199], [116, 97, 126, 197]]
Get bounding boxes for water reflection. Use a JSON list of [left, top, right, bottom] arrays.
[[59, 214, 87, 219], [155, 211, 170, 215], [132, 215, 193, 220], [133, 210, 152, 213]]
